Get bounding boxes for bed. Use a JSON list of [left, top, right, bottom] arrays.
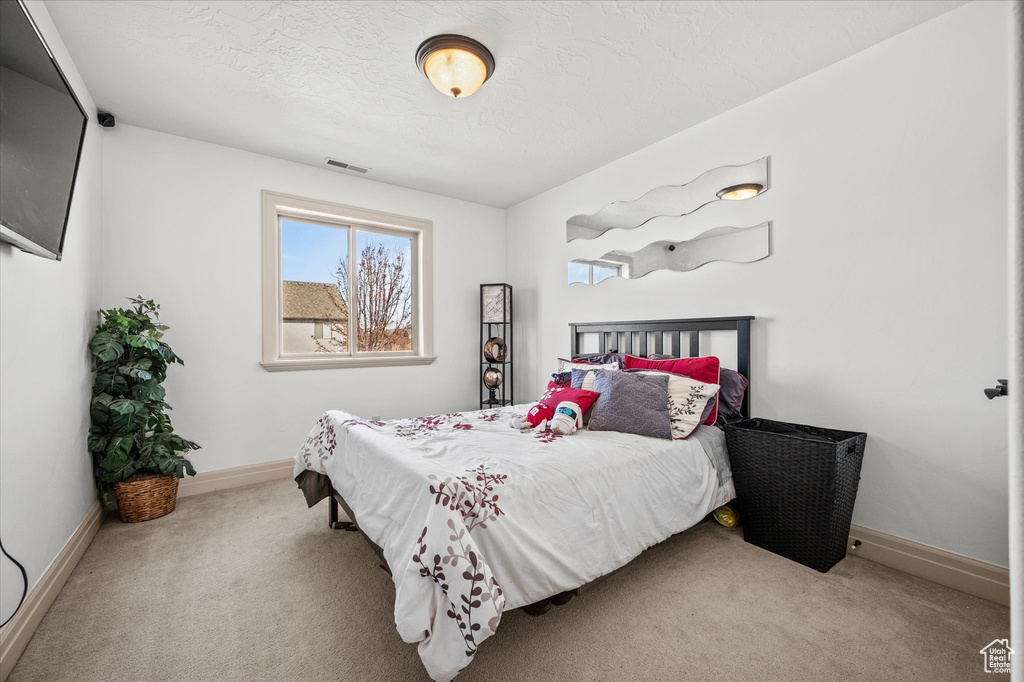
[[293, 316, 753, 682]]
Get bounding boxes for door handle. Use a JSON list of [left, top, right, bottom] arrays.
[[984, 379, 1008, 399]]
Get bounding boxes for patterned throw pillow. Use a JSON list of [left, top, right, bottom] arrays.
[[570, 368, 603, 392], [634, 370, 720, 439], [571, 353, 624, 366], [621, 355, 720, 425], [588, 371, 672, 439], [569, 369, 610, 424]]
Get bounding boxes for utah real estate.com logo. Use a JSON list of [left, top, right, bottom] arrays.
[[981, 639, 1013, 674]]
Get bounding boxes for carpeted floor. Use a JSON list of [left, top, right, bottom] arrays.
[[9, 479, 1007, 682]]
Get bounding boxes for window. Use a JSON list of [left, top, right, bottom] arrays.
[[568, 260, 622, 285], [261, 191, 434, 370]]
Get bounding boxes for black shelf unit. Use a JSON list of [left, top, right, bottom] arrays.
[[480, 283, 513, 409]]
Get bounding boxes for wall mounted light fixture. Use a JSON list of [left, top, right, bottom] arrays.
[[416, 34, 495, 98], [717, 183, 764, 201], [566, 157, 770, 242]]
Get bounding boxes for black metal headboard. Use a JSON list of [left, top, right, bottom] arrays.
[[569, 316, 754, 419]]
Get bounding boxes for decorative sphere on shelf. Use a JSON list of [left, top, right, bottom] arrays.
[[482, 367, 504, 389]]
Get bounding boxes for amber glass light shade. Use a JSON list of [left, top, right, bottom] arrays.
[[716, 183, 764, 201], [416, 35, 495, 99], [424, 49, 486, 98]]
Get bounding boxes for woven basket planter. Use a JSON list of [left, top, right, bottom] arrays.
[[113, 474, 179, 523], [725, 419, 866, 573]]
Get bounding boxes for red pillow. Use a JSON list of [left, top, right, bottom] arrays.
[[542, 386, 600, 412], [622, 355, 721, 424], [522, 384, 601, 428]]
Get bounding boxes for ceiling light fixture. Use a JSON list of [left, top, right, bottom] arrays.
[[716, 183, 764, 201], [415, 34, 495, 99]]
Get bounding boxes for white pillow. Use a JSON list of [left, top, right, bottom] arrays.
[[556, 358, 620, 373], [635, 370, 719, 439]]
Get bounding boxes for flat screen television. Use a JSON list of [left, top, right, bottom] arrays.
[[0, 0, 88, 261]]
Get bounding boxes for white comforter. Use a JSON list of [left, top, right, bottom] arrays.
[[293, 406, 733, 681]]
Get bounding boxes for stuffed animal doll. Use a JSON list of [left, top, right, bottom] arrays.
[[510, 384, 599, 433], [549, 401, 583, 435], [509, 401, 555, 431]]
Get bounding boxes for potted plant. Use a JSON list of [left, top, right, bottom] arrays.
[[87, 296, 200, 522]]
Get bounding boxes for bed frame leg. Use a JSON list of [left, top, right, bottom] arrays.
[[328, 493, 339, 528], [328, 491, 356, 531]]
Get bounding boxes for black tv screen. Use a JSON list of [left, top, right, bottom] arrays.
[[0, 0, 88, 261]]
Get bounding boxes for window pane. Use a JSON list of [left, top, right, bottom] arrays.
[[355, 230, 413, 352], [593, 265, 618, 283], [281, 219, 348, 354], [568, 261, 589, 284]]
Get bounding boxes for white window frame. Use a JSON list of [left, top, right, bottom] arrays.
[[570, 260, 624, 285], [261, 190, 434, 371]]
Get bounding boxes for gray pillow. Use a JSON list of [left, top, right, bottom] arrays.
[[718, 368, 749, 419], [703, 367, 749, 424], [588, 371, 672, 439]]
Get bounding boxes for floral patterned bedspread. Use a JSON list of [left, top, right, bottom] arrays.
[[294, 406, 732, 682]]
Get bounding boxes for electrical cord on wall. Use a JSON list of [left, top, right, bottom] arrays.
[[0, 536, 28, 628]]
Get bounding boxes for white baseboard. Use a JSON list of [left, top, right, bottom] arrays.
[[177, 458, 294, 498], [848, 523, 1009, 606], [0, 503, 103, 682]]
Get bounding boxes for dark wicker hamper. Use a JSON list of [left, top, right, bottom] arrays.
[[725, 419, 867, 573]]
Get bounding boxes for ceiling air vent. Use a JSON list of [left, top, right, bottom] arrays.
[[325, 157, 370, 174]]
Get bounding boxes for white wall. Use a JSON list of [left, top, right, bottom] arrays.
[[505, 1, 1010, 567], [2, 1, 1007, 621], [100, 125, 506, 473], [0, 2, 103, 619]]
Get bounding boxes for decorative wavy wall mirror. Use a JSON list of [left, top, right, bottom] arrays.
[[566, 157, 769, 242], [568, 221, 770, 284]]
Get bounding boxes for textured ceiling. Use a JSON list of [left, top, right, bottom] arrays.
[[45, 0, 964, 207]]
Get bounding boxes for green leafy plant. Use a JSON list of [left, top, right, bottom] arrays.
[[88, 296, 199, 506]]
